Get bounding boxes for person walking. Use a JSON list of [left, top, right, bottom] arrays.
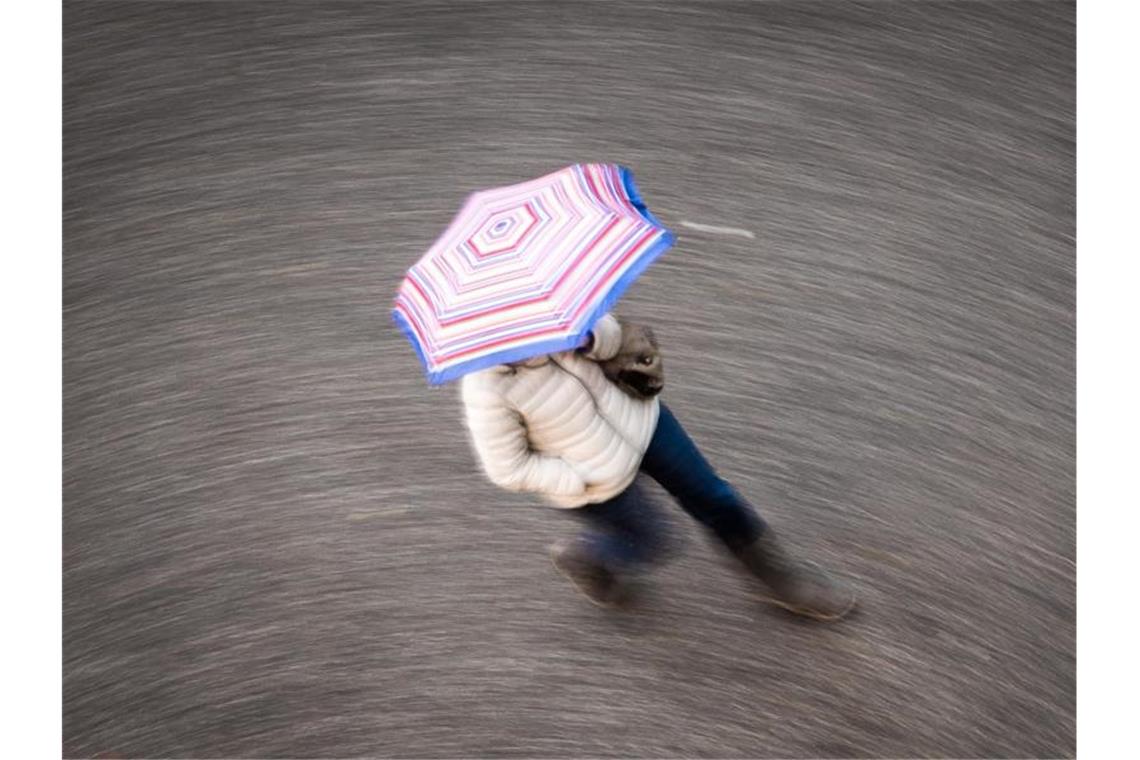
[[460, 312, 857, 620]]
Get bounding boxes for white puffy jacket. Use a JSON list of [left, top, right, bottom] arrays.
[[460, 314, 661, 508]]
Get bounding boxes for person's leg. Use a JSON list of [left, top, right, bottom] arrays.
[[638, 402, 766, 553], [641, 402, 856, 621], [550, 479, 668, 606], [571, 479, 670, 569]]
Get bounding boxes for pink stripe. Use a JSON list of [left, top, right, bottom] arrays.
[[428, 219, 656, 352], [434, 213, 622, 327], [434, 227, 660, 362], [399, 164, 670, 369], [570, 227, 658, 323], [432, 208, 616, 323], [395, 297, 436, 355], [440, 216, 646, 343]]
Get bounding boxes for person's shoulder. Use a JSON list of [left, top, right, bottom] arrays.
[[461, 364, 517, 392], [551, 349, 597, 369], [552, 349, 607, 382], [463, 365, 509, 382]]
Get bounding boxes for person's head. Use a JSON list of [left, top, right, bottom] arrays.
[[600, 322, 664, 398]]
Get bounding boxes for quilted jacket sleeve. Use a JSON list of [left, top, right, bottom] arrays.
[[461, 376, 588, 498], [580, 312, 623, 362]]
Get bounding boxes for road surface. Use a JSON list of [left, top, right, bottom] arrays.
[[64, 2, 1075, 757]]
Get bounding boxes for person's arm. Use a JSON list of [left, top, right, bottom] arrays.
[[461, 380, 587, 498], [578, 313, 623, 362]]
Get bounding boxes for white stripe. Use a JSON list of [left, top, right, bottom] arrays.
[[679, 220, 756, 239]]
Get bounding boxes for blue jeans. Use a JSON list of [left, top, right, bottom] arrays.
[[571, 403, 767, 569]]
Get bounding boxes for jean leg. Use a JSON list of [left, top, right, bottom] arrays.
[[640, 403, 766, 552], [568, 479, 669, 570]]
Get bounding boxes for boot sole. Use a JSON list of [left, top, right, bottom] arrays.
[[750, 589, 858, 622], [549, 546, 625, 609]]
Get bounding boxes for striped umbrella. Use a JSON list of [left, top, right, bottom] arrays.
[[393, 163, 675, 384]]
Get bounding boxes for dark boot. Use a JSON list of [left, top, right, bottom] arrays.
[[550, 539, 631, 608], [734, 530, 857, 621]]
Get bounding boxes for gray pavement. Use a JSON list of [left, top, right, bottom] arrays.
[[63, 1, 1075, 757]]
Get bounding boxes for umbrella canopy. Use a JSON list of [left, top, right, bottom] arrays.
[[393, 163, 675, 384]]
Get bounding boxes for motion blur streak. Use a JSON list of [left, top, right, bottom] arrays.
[[64, 2, 1074, 757]]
